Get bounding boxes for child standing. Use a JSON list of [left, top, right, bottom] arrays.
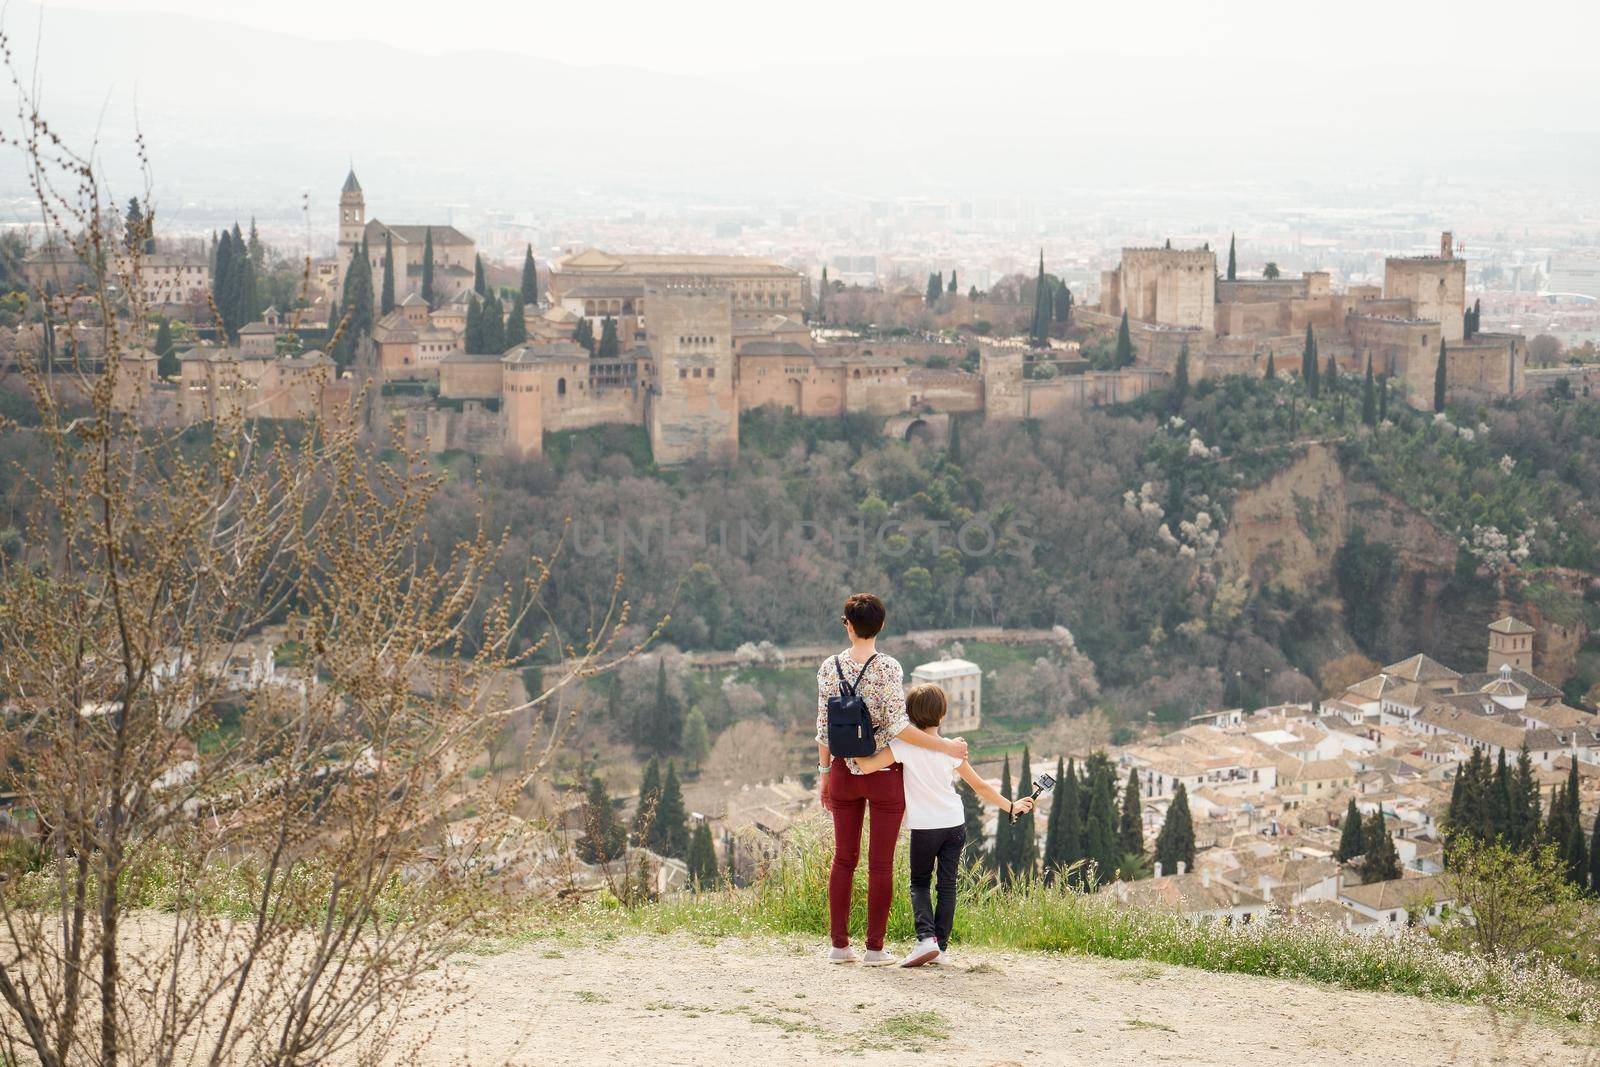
[[854, 683, 1033, 967]]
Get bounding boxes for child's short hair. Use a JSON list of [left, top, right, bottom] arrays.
[[842, 593, 886, 639], [905, 683, 946, 730]]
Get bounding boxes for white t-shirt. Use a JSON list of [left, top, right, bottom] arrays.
[[888, 738, 965, 831]]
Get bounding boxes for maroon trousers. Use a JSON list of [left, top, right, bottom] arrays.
[[826, 759, 905, 950]]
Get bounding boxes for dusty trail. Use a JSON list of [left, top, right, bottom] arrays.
[[379, 933, 1594, 1066]]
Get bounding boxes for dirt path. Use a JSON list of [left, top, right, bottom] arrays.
[[383, 933, 1594, 1066]]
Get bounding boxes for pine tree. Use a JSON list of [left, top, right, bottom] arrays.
[[1084, 761, 1120, 885], [505, 295, 527, 346], [959, 779, 987, 867], [1263, 262, 1280, 279], [598, 316, 620, 358], [521, 244, 538, 305], [1361, 810, 1401, 883], [576, 776, 626, 865], [1153, 783, 1195, 877], [473, 254, 486, 296], [1264, 351, 1276, 381], [421, 227, 435, 307], [1114, 311, 1134, 368], [1361, 353, 1376, 426], [1117, 767, 1144, 864], [1014, 747, 1039, 879], [380, 230, 395, 315], [1043, 756, 1066, 882], [1170, 342, 1190, 414], [1336, 798, 1366, 862], [994, 757, 1014, 881], [633, 757, 662, 841], [1225, 233, 1237, 281], [686, 821, 719, 887], [681, 705, 711, 771], [648, 763, 690, 859], [1434, 338, 1448, 413]]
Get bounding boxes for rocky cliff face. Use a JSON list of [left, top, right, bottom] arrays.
[[1219, 443, 1587, 685]]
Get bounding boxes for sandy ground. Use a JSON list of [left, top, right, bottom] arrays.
[[381, 933, 1597, 1067]]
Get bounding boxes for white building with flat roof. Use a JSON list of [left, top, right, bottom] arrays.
[[911, 657, 982, 733]]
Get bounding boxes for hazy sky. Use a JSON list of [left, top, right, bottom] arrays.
[[52, 0, 1600, 74]]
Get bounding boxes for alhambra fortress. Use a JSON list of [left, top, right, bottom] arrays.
[[113, 173, 1538, 464]]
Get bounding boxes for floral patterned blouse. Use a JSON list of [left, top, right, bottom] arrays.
[[815, 649, 909, 775]]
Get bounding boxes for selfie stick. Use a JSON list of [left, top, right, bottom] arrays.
[[1011, 772, 1056, 824]]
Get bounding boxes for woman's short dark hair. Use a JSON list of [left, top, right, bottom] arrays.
[[842, 592, 886, 639]]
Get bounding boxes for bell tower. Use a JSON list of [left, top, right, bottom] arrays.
[[338, 168, 365, 256]]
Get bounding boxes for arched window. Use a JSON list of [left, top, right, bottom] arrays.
[[557, 377, 566, 396]]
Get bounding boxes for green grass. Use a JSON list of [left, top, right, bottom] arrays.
[[626, 820, 1600, 1025], [879, 1011, 950, 1041]]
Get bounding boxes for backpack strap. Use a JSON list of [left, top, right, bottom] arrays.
[[833, 652, 877, 698]]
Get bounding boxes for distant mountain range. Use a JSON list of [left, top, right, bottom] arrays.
[[2, 2, 1597, 223]]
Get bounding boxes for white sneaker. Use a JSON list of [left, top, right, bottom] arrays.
[[929, 950, 954, 966], [827, 946, 858, 964], [901, 938, 941, 968], [861, 949, 898, 967]]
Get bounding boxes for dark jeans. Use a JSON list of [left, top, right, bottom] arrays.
[[827, 760, 905, 951], [908, 824, 966, 950]]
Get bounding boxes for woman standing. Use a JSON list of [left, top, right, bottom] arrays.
[[815, 593, 968, 964]]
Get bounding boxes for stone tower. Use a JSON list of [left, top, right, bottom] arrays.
[[338, 168, 365, 262], [1382, 232, 1466, 343], [1486, 615, 1534, 674], [645, 284, 738, 465], [501, 349, 545, 459], [979, 344, 1024, 419]]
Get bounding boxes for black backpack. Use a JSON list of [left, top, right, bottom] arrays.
[[826, 653, 878, 758]]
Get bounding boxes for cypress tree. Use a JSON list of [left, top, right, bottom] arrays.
[[1059, 758, 1085, 884], [1114, 311, 1134, 368], [633, 756, 662, 841], [505, 295, 527, 346], [1510, 742, 1540, 851], [1302, 324, 1319, 398], [818, 266, 828, 321], [124, 197, 145, 252], [1336, 799, 1366, 862], [573, 316, 594, 353], [1054, 281, 1072, 324], [1378, 374, 1389, 422], [949, 269, 957, 293], [1085, 761, 1120, 884], [1361, 353, 1376, 426], [1264, 351, 1276, 381], [334, 238, 372, 366], [521, 244, 538, 305], [154, 317, 176, 370], [247, 217, 262, 268], [649, 658, 682, 754], [1445, 762, 1466, 852], [994, 757, 1014, 881], [1170, 342, 1190, 414], [1489, 748, 1512, 840], [598, 315, 620, 358], [925, 272, 943, 305], [1562, 813, 1589, 890], [1324, 352, 1339, 389], [1117, 767, 1144, 864], [1225, 233, 1237, 281], [1434, 338, 1448, 412], [380, 230, 395, 314], [648, 763, 690, 859], [1153, 783, 1195, 877], [465, 294, 483, 354], [212, 229, 234, 330], [1361, 811, 1401, 883], [959, 779, 987, 867], [482, 292, 505, 353], [686, 821, 719, 887], [681, 706, 710, 771], [1030, 250, 1050, 342], [575, 776, 626, 865], [1588, 811, 1600, 893], [473, 254, 486, 296], [1043, 756, 1066, 882], [1014, 748, 1039, 879], [421, 227, 435, 307]]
